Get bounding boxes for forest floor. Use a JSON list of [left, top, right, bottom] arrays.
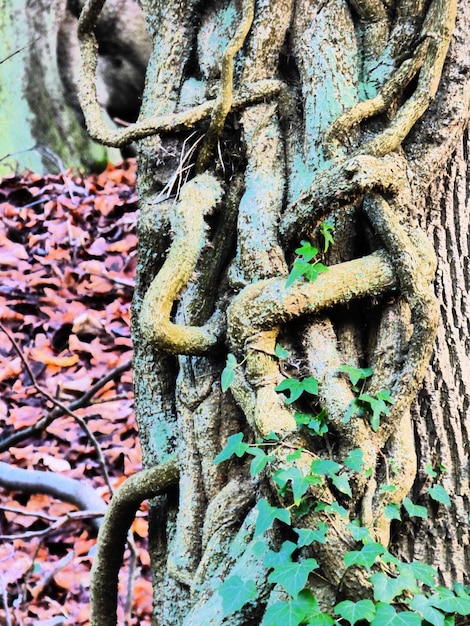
[[0, 160, 151, 625]]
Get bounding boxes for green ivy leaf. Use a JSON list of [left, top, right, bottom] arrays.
[[335, 599, 376, 625], [343, 398, 364, 423], [425, 462, 438, 478], [218, 575, 257, 617], [344, 448, 366, 473], [261, 600, 306, 626], [347, 521, 372, 543], [273, 467, 322, 505], [358, 391, 393, 432], [371, 603, 421, 625], [295, 240, 319, 261], [339, 364, 373, 387], [304, 262, 329, 282], [286, 242, 329, 287], [286, 258, 311, 287], [432, 594, 470, 615], [268, 558, 319, 597], [370, 572, 409, 603], [275, 377, 318, 404], [320, 221, 335, 253], [344, 542, 385, 569], [331, 473, 352, 497], [310, 458, 340, 477], [301, 376, 320, 395], [398, 561, 437, 587], [428, 484, 451, 506], [384, 503, 402, 521], [403, 497, 428, 519], [255, 498, 291, 536], [247, 447, 275, 477], [213, 432, 248, 464], [293, 521, 328, 546], [275, 343, 291, 359], [221, 353, 238, 392], [408, 594, 445, 626], [286, 449, 303, 462], [263, 540, 297, 570], [275, 378, 304, 404], [317, 501, 349, 518]]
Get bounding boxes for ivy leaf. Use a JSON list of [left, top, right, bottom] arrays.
[[218, 575, 257, 617], [344, 448, 366, 473], [213, 432, 249, 464], [317, 501, 349, 518], [293, 521, 328, 546], [286, 449, 303, 462], [310, 458, 340, 477], [425, 462, 438, 478], [247, 447, 275, 477], [344, 542, 385, 569], [343, 398, 364, 423], [268, 558, 319, 597], [357, 391, 393, 432], [398, 561, 437, 587], [261, 600, 306, 626], [304, 261, 329, 282], [255, 498, 291, 536], [275, 378, 304, 403], [286, 258, 311, 287], [301, 376, 319, 395], [370, 572, 409, 603], [347, 521, 372, 543], [371, 603, 421, 625], [403, 497, 428, 519], [273, 466, 322, 505], [331, 473, 352, 497], [275, 343, 291, 359], [408, 594, 446, 626], [335, 599, 376, 625], [385, 504, 402, 521], [295, 240, 319, 262], [320, 221, 335, 253], [286, 242, 329, 287], [428, 484, 451, 506], [263, 540, 297, 570], [275, 377, 318, 404], [221, 353, 237, 392], [432, 594, 470, 615], [339, 364, 373, 387]]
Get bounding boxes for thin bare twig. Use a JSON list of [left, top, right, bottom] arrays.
[[0, 510, 105, 541], [0, 321, 114, 492], [0, 354, 132, 453]]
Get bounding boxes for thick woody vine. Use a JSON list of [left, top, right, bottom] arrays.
[[76, 0, 459, 624]]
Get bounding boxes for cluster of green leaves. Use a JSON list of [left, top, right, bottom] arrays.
[[339, 365, 394, 432], [216, 229, 463, 625], [285, 240, 329, 288], [214, 430, 465, 625], [215, 348, 464, 625]]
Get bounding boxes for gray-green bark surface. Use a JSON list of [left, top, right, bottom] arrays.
[[75, 0, 470, 623]]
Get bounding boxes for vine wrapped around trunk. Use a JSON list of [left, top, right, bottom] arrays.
[[76, 0, 470, 624]]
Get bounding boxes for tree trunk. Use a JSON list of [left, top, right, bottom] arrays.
[[82, 0, 470, 623]]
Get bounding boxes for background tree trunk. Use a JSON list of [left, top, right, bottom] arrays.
[[0, 0, 134, 176]]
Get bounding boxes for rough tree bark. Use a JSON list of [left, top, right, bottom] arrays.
[[78, 0, 470, 624]]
